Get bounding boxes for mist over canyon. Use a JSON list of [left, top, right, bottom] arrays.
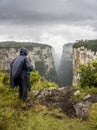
[[53, 43, 73, 86]]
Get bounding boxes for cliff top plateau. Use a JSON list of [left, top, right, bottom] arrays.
[[73, 39, 97, 52]]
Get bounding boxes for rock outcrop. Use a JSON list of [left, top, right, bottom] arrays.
[[34, 87, 97, 120]]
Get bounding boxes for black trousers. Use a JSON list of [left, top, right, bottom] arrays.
[[18, 78, 28, 101]]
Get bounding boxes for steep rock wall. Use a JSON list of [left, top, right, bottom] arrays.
[[0, 42, 57, 82], [57, 43, 73, 86], [73, 46, 97, 85]]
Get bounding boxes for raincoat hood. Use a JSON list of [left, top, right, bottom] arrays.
[[20, 47, 28, 56]]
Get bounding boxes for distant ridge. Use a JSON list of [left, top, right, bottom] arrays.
[[73, 39, 97, 52], [0, 41, 51, 49]]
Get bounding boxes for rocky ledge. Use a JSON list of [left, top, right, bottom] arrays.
[[34, 87, 97, 120]]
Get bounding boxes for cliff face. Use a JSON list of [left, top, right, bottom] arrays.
[[0, 42, 57, 82], [62, 43, 73, 60], [57, 43, 73, 86], [73, 43, 97, 85]]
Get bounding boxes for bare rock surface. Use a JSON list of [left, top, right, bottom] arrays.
[[34, 87, 97, 120]]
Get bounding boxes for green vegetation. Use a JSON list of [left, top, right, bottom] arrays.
[[0, 41, 51, 50], [30, 71, 58, 91], [0, 72, 10, 85], [72, 57, 97, 129], [90, 103, 97, 129], [73, 85, 97, 102], [1, 61, 97, 130], [77, 58, 97, 88], [0, 71, 58, 91], [73, 58, 97, 101], [0, 76, 93, 130], [73, 39, 97, 51]]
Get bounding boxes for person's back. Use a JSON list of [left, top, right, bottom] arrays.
[[10, 47, 33, 101], [11, 55, 26, 79]]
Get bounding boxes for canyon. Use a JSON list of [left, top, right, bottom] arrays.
[[0, 40, 97, 86]]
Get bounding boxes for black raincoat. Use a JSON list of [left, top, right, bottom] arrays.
[[10, 47, 33, 101]]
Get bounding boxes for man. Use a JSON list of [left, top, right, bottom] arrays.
[[10, 47, 33, 102]]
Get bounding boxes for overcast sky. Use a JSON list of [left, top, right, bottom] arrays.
[[0, 0, 97, 54]]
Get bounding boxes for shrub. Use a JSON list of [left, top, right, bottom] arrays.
[[77, 59, 97, 88], [32, 79, 58, 91], [0, 71, 58, 91], [0, 72, 10, 85], [30, 71, 41, 84]]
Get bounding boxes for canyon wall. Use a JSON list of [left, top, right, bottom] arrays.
[[0, 42, 57, 82], [73, 40, 97, 85], [57, 43, 73, 86]]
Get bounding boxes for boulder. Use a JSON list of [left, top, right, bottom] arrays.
[[34, 87, 97, 120]]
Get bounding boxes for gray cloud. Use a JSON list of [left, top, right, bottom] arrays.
[[0, 0, 97, 55], [0, 0, 97, 26]]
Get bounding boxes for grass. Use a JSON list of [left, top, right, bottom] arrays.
[[0, 84, 96, 130], [73, 85, 97, 101], [89, 103, 97, 129]]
